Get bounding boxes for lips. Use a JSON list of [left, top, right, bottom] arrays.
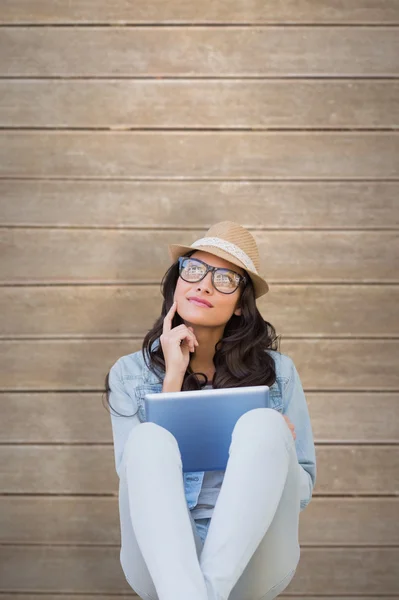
[[188, 297, 213, 308]]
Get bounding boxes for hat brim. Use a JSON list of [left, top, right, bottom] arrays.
[[168, 243, 269, 299]]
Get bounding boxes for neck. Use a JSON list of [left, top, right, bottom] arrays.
[[186, 323, 223, 374]]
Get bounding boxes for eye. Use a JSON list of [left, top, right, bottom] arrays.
[[214, 270, 239, 284], [188, 264, 204, 276], [181, 259, 206, 279]]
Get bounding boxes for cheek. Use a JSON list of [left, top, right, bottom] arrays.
[[217, 295, 239, 314], [174, 278, 190, 299]]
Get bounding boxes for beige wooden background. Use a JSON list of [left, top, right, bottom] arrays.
[[0, 1, 399, 598]]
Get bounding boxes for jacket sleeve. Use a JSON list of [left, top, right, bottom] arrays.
[[108, 359, 141, 478], [283, 356, 317, 512]]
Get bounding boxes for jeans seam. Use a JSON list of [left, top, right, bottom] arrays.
[[256, 565, 297, 600], [122, 554, 158, 600], [283, 424, 296, 455], [124, 572, 157, 600]]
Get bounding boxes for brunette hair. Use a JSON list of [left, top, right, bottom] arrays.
[[103, 250, 281, 415]]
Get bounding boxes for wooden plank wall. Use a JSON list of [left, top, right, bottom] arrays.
[[0, 1, 398, 598]]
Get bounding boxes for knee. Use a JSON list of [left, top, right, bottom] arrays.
[[124, 422, 179, 458], [232, 407, 289, 447]]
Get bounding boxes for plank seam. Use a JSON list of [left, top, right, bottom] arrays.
[[1, 75, 399, 81], [2, 226, 399, 232], [1, 23, 399, 28], [1, 127, 399, 132]]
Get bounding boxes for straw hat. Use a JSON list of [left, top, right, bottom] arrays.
[[168, 221, 269, 298]]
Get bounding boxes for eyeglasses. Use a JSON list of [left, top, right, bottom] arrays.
[[178, 256, 247, 294]]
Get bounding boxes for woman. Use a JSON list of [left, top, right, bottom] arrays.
[[104, 221, 317, 600]]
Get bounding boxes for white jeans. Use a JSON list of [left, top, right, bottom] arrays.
[[118, 408, 302, 600]]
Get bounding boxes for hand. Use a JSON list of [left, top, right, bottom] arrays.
[[160, 301, 199, 376], [283, 414, 296, 440]]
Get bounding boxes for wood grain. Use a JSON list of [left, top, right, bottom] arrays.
[[1, 80, 398, 129], [1, 0, 397, 597], [2, 0, 399, 24], [0, 285, 397, 338], [1, 132, 398, 179], [1, 230, 398, 284], [1, 339, 397, 391], [1, 27, 398, 76], [1, 391, 397, 443], [0, 546, 398, 594], [0, 497, 397, 546], [1, 181, 397, 229], [1, 445, 399, 495]]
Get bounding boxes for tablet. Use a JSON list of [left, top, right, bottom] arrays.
[[144, 385, 270, 472]]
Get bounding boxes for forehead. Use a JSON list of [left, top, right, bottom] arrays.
[[190, 250, 245, 275]]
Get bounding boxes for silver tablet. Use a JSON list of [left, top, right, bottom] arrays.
[[144, 385, 270, 472]]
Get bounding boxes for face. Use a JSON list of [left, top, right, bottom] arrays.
[[173, 250, 244, 327]]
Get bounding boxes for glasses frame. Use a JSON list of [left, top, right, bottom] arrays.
[[178, 256, 247, 294]]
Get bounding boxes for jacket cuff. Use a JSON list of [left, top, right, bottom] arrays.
[[298, 464, 313, 512]]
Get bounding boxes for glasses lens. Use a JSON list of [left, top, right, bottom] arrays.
[[180, 258, 241, 293], [180, 258, 207, 281], [213, 269, 241, 293]]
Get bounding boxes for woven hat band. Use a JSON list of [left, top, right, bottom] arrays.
[[190, 237, 258, 273]]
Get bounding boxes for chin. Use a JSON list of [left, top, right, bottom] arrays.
[[180, 307, 208, 323], [182, 312, 206, 323]]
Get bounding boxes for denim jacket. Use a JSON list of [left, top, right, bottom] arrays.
[[108, 341, 317, 512]]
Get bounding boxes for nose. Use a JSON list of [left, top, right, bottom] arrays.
[[195, 270, 213, 293]]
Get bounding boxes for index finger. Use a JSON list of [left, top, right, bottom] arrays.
[[162, 301, 177, 333]]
